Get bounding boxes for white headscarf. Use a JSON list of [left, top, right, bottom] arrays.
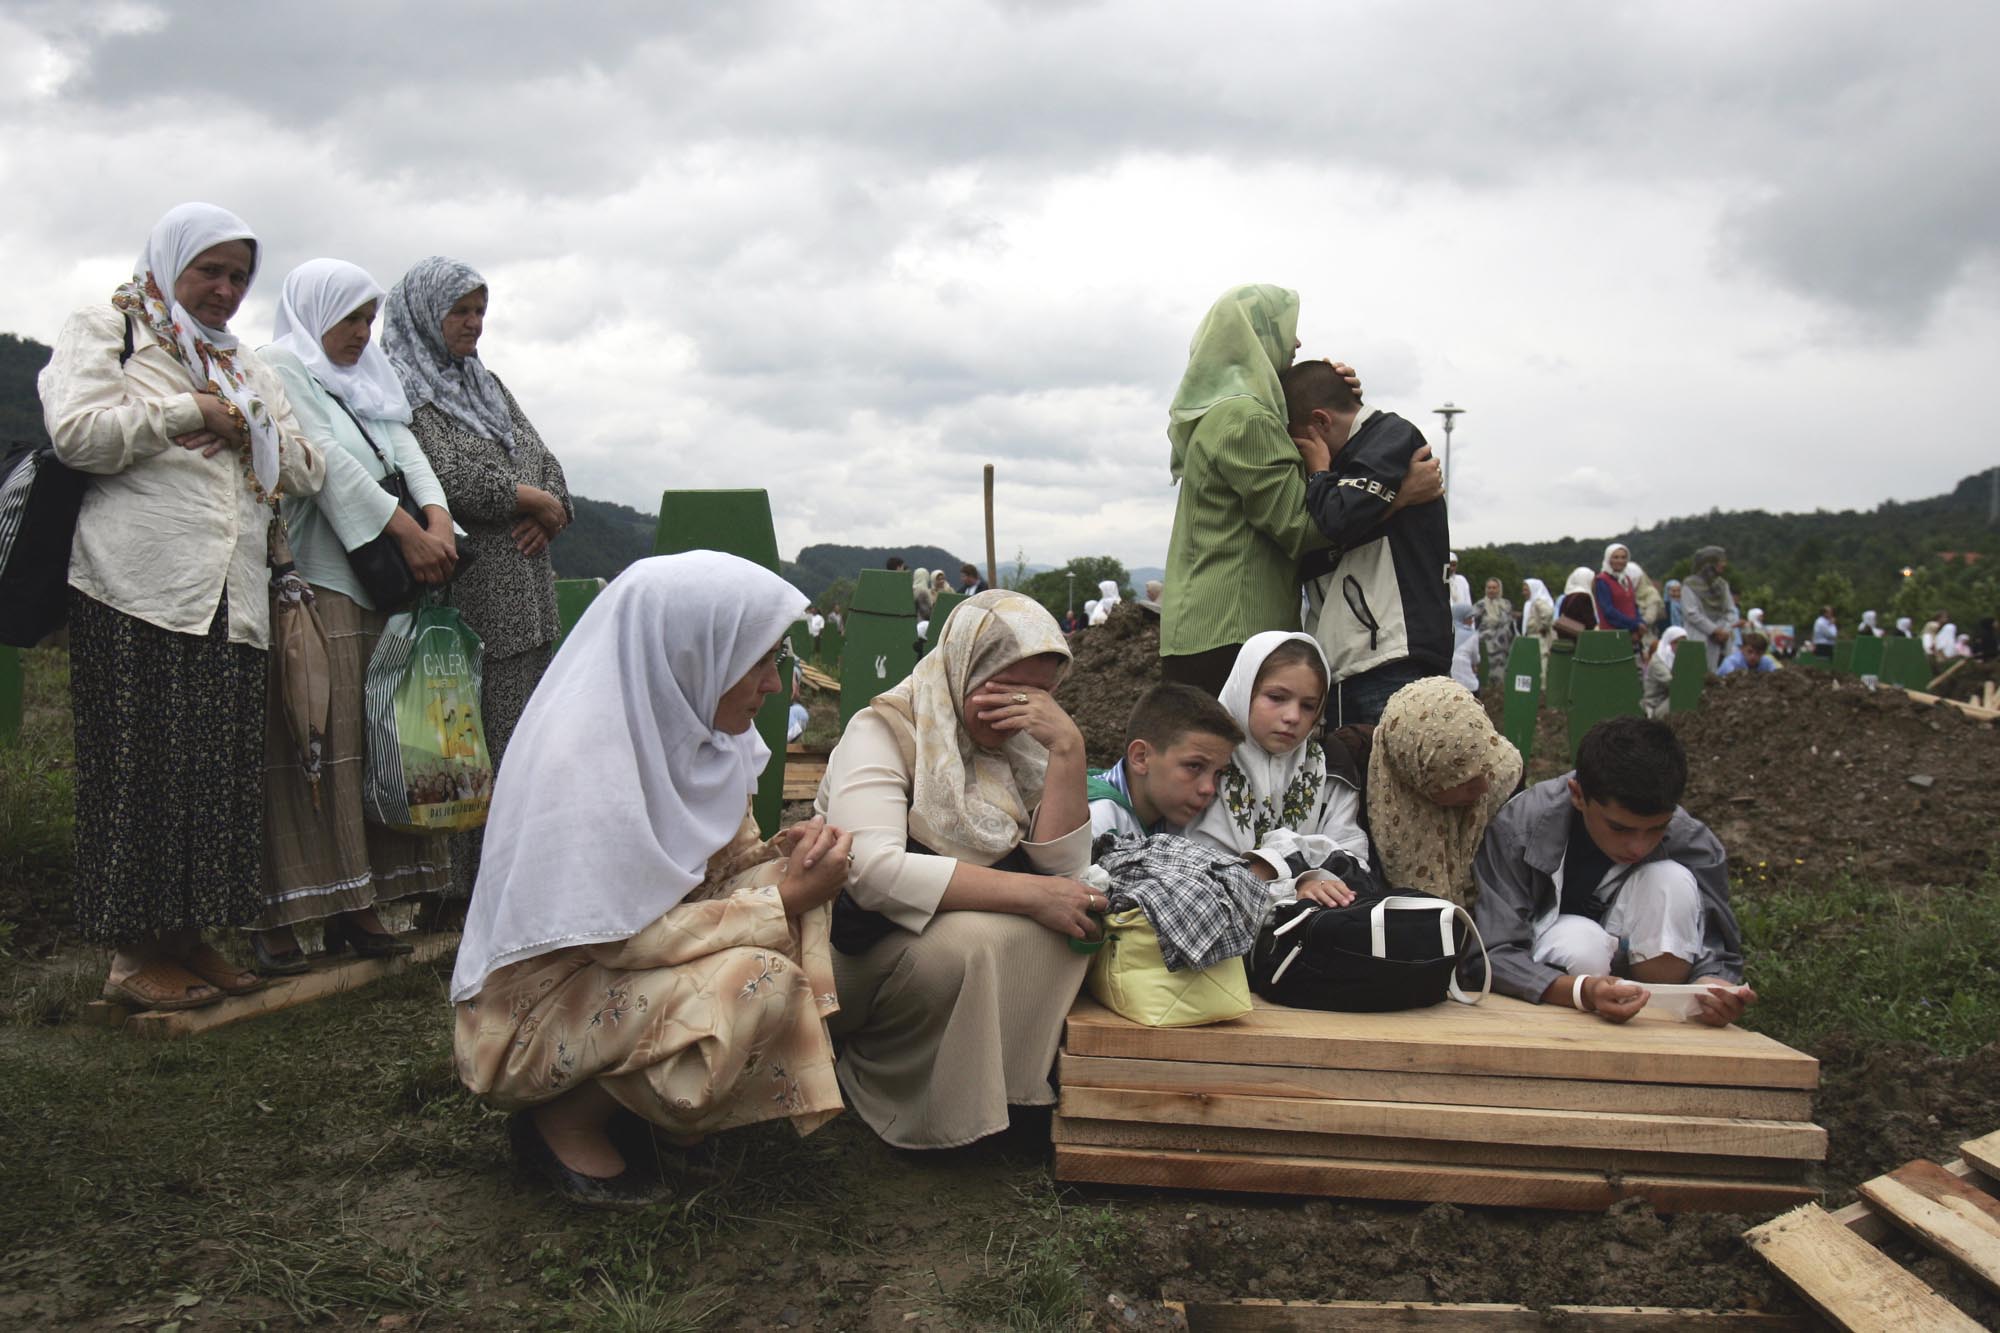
[[1563, 566, 1595, 599], [1859, 610, 1879, 633], [1748, 608, 1766, 629], [1097, 578, 1122, 606], [1896, 616, 1914, 636], [450, 552, 808, 1001], [1188, 631, 1332, 855], [111, 202, 282, 493], [383, 255, 516, 450], [1658, 625, 1688, 655], [1937, 623, 1959, 655], [268, 258, 413, 423], [1520, 578, 1553, 634], [1600, 544, 1634, 583]]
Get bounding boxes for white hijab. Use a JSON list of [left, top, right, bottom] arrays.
[[1859, 610, 1879, 633], [268, 258, 413, 423], [1600, 543, 1635, 585], [1562, 566, 1595, 599], [1896, 616, 1914, 636], [1188, 631, 1331, 855], [1937, 623, 1959, 655], [114, 202, 282, 493], [1520, 578, 1553, 634], [1748, 608, 1766, 629], [451, 552, 808, 1001]]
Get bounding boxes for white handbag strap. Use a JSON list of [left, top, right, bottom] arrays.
[[1367, 895, 1491, 1005]]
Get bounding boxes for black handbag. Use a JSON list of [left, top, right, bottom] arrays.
[[329, 396, 469, 611], [1248, 885, 1490, 1012]]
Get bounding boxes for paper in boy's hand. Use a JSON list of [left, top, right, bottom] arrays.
[[1641, 981, 1746, 1022]]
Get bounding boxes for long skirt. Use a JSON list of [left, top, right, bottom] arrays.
[[448, 641, 553, 899], [454, 832, 843, 1137], [829, 911, 1089, 1149], [257, 587, 450, 929], [68, 589, 265, 945]]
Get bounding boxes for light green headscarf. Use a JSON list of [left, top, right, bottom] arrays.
[[1166, 284, 1300, 480]]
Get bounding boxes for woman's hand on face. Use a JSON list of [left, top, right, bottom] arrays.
[[968, 683, 1083, 758], [1027, 876, 1107, 940], [1295, 876, 1356, 908], [776, 817, 852, 915], [177, 393, 244, 458]]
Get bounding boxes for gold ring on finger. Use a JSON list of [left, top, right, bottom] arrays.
[[1011, 693, 1028, 704]]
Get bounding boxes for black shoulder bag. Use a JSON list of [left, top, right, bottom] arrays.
[[328, 396, 469, 611]]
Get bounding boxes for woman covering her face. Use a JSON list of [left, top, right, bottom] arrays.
[[383, 256, 573, 906], [815, 590, 1100, 1149], [452, 552, 851, 1207], [38, 202, 327, 1011], [1367, 676, 1522, 908], [247, 259, 462, 973]]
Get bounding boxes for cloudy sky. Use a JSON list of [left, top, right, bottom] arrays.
[[3, 0, 1996, 569]]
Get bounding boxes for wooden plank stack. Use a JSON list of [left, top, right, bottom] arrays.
[[1746, 1127, 2000, 1331], [1053, 994, 1824, 1213]]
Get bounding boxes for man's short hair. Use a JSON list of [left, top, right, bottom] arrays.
[[960, 563, 980, 579], [886, 556, 907, 571], [1743, 631, 1769, 652], [1124, 683, 1243, 754], [1280, 359, 1360, 431], [1575, 716, 1687, 816]]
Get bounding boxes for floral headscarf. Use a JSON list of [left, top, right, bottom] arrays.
[[382, 255, 516, 451], [1366, 676, 1521, 907], [867, 590, 1072, 861], [111, 202, 285, 495], [1188, 631, 1333, 855]]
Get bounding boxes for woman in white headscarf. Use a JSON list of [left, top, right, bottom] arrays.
[[1519, 578, 1556, 671], [385, 257, 572, 905], [247, 259, 462, 972], [816, 590, 1099, 1149], [453, 552, 850, 1206], [1858, 609, 1881, 637], [1894, 616, 1915, 638], [1643, 626, 1689, 718], [1087, 577, 1122, 626], [38, 203, 327, 1010]]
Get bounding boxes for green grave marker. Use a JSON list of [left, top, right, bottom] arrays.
[[1830, 639, 1854, 675], [553, 577, 605, 646], [840, 569, 920, 727], [1499, 637, 1542, 768], [1881, 636, 1930, 690], [1545, 642, 1576, 712], [1567, 631, 1642, 762], [653, 489, 789, 836], [785, 618, 813, 666], [1848, 634, 1885, 679], [817, 623, 845, 671], [0, 648, 20, 748], [1668, 635, 1707, 714], [924, 591, 966, 655], [1793, 650, 1828, 670]]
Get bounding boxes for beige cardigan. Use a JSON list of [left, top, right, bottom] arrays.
[[39, 304, 330, 648]]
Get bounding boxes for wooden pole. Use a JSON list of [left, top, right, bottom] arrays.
[[983, 464, 997, 588]]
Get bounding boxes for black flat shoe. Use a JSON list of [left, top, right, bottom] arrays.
[[251, 933, 311, 977], [508, 1112, 669, 1210], [323, 915, 415, 959]]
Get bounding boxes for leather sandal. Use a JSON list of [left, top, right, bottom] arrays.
[[101, 963, 225, 1012], [183, 943, 267, 995]]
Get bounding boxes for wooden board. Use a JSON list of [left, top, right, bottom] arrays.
[[1055, 1145, 1816, 1214], [1962, 1130, 2000, 1180], [1059, 1086, 1824, 1161], [1175, 1298, 1803, 1331], [85, 933, 457, 1040], [1053, 1117, 1810, 1181], [780, 754, 828, 801], [1743, 1203, 1982, 1332], [1058, 1053, 1814, 1121], [1857, 1159, 2000, 1295], [1063, 995, 1819, 1090], [1905, 690, 2000, 723], [1832, 1158, 1980, 1244]]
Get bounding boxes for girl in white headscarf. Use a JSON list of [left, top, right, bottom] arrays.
[[453, 553, 850, 1206], [38, 203, 328, 1012], [1520, 578, 1557, 671], [1643, 626, 1689, 718], [816, 590, 1100, 1149], [247, 259, 464, 972]]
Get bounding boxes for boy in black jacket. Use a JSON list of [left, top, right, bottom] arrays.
[[1282, 359, 1451, 727]]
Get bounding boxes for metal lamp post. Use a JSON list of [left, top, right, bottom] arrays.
[[1066, 571, 1075, 618], [1432, 402, 1466, 494]]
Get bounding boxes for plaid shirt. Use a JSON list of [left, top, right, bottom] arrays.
[[1093, 832, 1271, 972]]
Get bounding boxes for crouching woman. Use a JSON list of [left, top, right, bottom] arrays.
[[451, 552, 851, 1206]]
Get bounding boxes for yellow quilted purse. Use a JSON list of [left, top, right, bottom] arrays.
[[1085, 907, 1251, 1028]]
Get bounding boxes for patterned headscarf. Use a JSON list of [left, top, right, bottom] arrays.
[[111, 202, 284, 494], [1167, 284, 1299, 480], [868, 590, 1073, 861], [1366, 676, 1521, 907], [1685, 546, 1733, 618], [382, 255, 515, 451], [1188, 631, 1333, 855]]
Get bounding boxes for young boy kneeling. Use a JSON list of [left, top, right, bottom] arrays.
[[1088, 684, 1242, 839], [1470, 715, 1756, 1026]]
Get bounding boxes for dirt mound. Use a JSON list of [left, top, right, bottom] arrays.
[[1669, 668, 1999, 892], [1056, 601, 1164, 767]]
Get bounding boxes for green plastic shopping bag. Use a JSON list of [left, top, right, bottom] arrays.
[[362, 594, 493, 833]]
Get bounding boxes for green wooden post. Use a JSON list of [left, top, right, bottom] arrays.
[[1545, 643, 1576, 712], [1567, 631, 1642, 762], [924, 591, 966, 655], [553, 577, 605, 646], [1882, 636, 1930, 690], [0, 648, 20, 748], [817, 623, 845, 671], [1830, 639, 1854, 675], [840, 569, 920, 727], [785, 619, 813, 666], [1499, 637, 1541, 768], [653, 489, 789, 835], [1668, 636, 1707, 714], [1793, 651, 1827, 670], [1848, 635, 1885, 679]]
